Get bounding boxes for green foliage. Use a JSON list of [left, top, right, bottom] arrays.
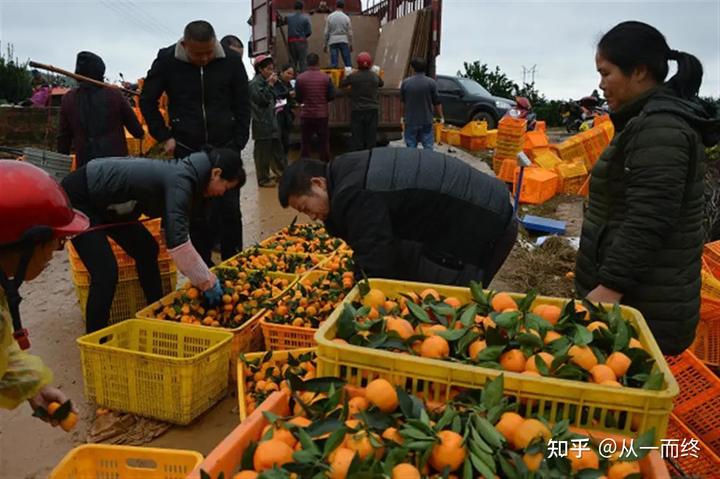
[[0, 43, 32, 104], [458, 61, 517, 99]]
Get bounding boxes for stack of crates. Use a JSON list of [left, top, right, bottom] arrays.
[[493, 117, 526, 182], [67, 218, 177, 325]]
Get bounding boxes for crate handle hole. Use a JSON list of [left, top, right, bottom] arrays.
[[126, 457, 158, 470], [98, 334, 115, 344]]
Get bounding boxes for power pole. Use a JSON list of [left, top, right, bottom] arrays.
[[521, 65, 537, 85]]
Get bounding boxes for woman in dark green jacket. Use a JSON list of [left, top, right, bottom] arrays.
[[575, 21, 720, 355]]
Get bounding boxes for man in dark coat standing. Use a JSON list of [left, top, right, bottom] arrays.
[[278, 148, 518, 285], [140, 20, 250, 265], [58, 51, 144, 168], [295, 53, 334, 162]]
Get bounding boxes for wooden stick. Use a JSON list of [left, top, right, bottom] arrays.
[[29, 61, 140, 96]]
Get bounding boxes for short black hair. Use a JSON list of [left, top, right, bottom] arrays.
[[278, 158, 327, 207], [255, 57, 274, 73], [410, 57, 426, 73], [294, 1, 304, 9], [220, 35, 243, 49], [184, 20, 216, 42], [306, 53, 320, 67], [280, 63, 294, 73], [337, 0, 345, 8], [208, 148, 246, 186]]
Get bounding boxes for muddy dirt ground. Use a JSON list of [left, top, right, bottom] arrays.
[[0, 137, 583, 477]]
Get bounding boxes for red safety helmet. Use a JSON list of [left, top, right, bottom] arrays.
[[357, 52, 373, 70], [253, 54, 273, 71], [0, 161, 89, 246], [515, 96, 532, 111]]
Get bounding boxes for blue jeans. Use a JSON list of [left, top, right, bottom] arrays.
[[404, 124, 434, 150], [329, 43, 351, 68]]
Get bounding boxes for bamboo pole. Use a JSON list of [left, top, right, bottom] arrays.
[[29, 61, 140, 96]]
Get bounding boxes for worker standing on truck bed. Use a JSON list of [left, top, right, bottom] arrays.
[[279, 149, 518, 286], [341, 52, 384, 151], [139, 20, 250, 265], [401, 57, 444, 151], [286, 1, 312, 73], [296, 53, 335, 163], [324, 0, 353, 68]]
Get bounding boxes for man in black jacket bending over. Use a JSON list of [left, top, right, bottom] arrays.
[[278, 148, 518, 285], [140, 20, 250, 264]]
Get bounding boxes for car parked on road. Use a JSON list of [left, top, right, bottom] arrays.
[[436, 75, 515, 129]]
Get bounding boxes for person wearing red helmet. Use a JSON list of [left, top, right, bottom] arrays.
[[341, 51, 384, 151], [0, 161, 88, 419], [250, 54, 286, 187]]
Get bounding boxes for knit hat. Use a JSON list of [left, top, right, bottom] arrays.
[[75, 51, 106, 81]]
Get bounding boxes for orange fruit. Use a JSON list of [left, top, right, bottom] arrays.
[[480, 316, 496, 330], [47, 402, 61, 417], [568, 345, 598, 371], [344, 430, 384, 460], [444, 297, 462, 308], [608, 460, 641, 479], [386, 317, 415, 340], [495, 412, 525, 444], [468, 339, 487, 360], [629, 338, 644, 350], [261, 424, 297, 448], [382, 426, 404, 444], [605, 352, 632, 378], [499, 349, 527, 373], [523, 452, 544, 472], [587, 321, 608, 332], [367, 307, 380, 320], [392, 463, 421, 479], [186, 287, 200, 300], [365, 378, 399, 413], [253, 439, 294, 471], [492, 292, 517, 312], [512, 419, 551, 450], [288, 416, 312, 428], [525, 352, 554, 373], [363, 289, 386, 309], [60, 412, 78, 432], [543, 330, 562, 345], [575, 303, 590, 320], [568, 448, 600, 472], [348, 396, 370, 416], [522, 370, 541, 376], [429, 430, 466, 472], [600, 379, 623, 388], [589, 364, 616, 383], [420, 335, 450, 359], [420, 288, 441, 301], [232, 471, 258, 479], [328, 447, 356, 479], [233, 472, 258, 479], [532, 304, 562, 325]]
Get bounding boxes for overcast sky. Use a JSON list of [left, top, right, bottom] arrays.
[[1, 0, 718, 100]]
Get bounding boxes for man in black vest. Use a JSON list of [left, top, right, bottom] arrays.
[[278, 148, 518, 285]]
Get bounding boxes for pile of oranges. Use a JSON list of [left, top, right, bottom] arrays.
[[264, 269, 356, 330], [222, 247, 323, 274], [333, 283, 661, 390], [260, 223, 345, 255], [151, 269, 292, 328], [226, 373, 651, 478], [239, 350, 316, 417]]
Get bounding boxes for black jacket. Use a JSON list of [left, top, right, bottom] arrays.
[[575, 87, 720, 355], [139, 41, 250, 155], [83, 153, 214, 248], [324, 148, 514, 284]]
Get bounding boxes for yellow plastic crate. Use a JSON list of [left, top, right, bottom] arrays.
[[460, 120, 488, 137], [74, 270, 177, 326], [77, 319, 233, 424], [485, 129, 498, 148], [236, 347, 316, 421], [50, 444, 202, 479], [136, 271, 298, 381], [314, 279, 679, 440]]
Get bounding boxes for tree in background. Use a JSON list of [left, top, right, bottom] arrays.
[[458, 61, 517, 99], [0, 43, 32, 104]]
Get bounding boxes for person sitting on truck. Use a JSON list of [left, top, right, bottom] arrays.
[[324, 0, 353, 69], [278, 149, 518, 286], [249, 55, 286, 187], [296, 53, 335, 163], [341, 52, 384, 151], [286, 1, 312, 73], [57, 51, 144, 168], [61, 148, 246, 333], [401, 57, 443, 150]]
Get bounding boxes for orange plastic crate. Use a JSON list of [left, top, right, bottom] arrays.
[[524, 130, 549, 149], [665, 351, 720, 452], [493, 157, 517, 183], [446, 129, 461, 146], [512, 166, 558, 204], [259, 310, 316, 350], [552, 138, 587, 163], [703, 241, 720, 278], [665, 413, 720, 477], [460, 134, 486, 151]]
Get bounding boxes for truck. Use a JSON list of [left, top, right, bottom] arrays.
[[249, 0, 443, 147]]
